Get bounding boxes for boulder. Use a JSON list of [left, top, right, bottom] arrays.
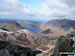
[[0, 40, 33, 56]]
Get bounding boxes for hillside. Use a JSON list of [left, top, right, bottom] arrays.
[[40, 19, 75, 37], [46, 19, 75, 30], [0, 20, 41, 34], [16, 20, 41, 34], [0, 29, 55, 51], [0, 22, 21, 31]]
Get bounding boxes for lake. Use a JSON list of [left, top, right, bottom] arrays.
[[42, 36, 56, 40], [33, 50, 42, 56], [25, 25, 40, 34]]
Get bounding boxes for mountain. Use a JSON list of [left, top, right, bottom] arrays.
[[0, 20, 41, 34], [0, 29, 52, 51], [46, 19, 75, 30], [0, 22, 22, 31], [0, 29, 56, 56], [16, 20, 41, 34], [0, 19, 17, 23], [40, 19, 75, 37]]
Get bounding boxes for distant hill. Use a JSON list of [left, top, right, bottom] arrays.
[[40, 19, 75, 37], [46, 19, 75, 30], [0, 22, 21, 31], [14, 20, 41, 34], [0, 19, 17, 23], [0, 20, 41, 34]]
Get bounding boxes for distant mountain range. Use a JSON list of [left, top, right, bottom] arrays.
[[46, 19, 75, 30], [40, 19, 75, 37], [0, 19, 75, 37], [0, 19, 42, 34]]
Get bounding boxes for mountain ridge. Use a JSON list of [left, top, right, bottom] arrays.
[[40, 19, 75, 37], [46, 19, 75, 30], [0, 29, 53, 51]]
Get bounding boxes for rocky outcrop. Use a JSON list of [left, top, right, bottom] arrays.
[[52, 32, 75, 56], [0, 40, 33, 56], [0, 29, 49, 51], [0, 29, 57, 56]]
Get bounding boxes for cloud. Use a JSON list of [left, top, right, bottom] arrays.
[[60, 0, 75, 7], [41, 0, 75, 19], [0, 0, 75, 20], [0, 0, 29, 16]]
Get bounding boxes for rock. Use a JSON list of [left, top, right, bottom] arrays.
[[52, 32, 75, 56], [0, 40, 33, 56], [0, 50, 11, 56], [0, 29, 49, 51]]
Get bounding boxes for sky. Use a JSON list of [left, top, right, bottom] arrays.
[[0, 0, 75, 21]]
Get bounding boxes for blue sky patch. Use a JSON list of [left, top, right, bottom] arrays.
[[21, 0, 43, 8]]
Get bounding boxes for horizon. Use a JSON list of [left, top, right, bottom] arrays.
[[0, 0, 75, 21], [0, 18, 75, 23]]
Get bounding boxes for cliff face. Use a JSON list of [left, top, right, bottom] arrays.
[[53, 32, 75, 56], [0, 40, 33, 56]]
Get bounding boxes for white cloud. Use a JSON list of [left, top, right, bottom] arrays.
[[40, 0, 75, 19], [60, 0, 75, 7], [0, 0, 29, 16], [0, 0, 75, 20]]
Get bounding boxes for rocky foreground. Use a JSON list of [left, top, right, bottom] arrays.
[[0, 29, 74, 56], [52, 32, 75, 56], [0, 29, 51, 51], [0, 40, 33, 56], [0, 29, 56, 56]]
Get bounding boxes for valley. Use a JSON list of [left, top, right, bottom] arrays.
[[0, 19, 75, 56]]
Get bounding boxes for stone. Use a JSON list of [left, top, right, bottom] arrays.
[[0, 41, 33, 56]]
